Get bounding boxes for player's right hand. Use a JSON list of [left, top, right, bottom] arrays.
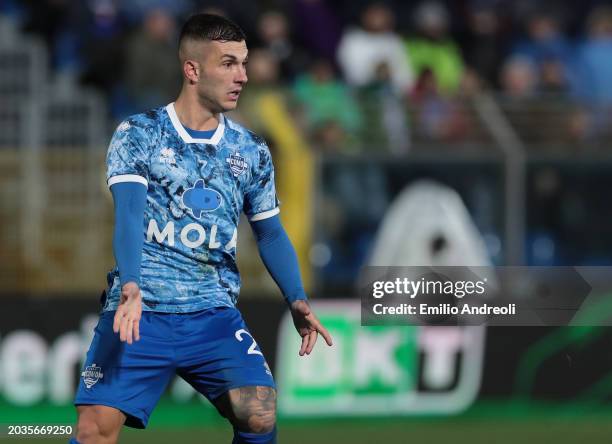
[[113, 282, 142, 345]]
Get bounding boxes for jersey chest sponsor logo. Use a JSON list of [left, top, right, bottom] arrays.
[[226, 152, 248, 177], [181, 179, 222, 218], [81, 363, 104, 389], [147, 220, 237, 251]]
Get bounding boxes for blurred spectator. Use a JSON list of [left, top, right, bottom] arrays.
[[357, 62, 410, 153], [461, 4, 506, 88], [79, 2, 127, 110], [574, 6, 612, 106], [118, 0, 193, 25], [256, 10, 308, 82], [562, 6, 612, 142], [404, 1, 465, 95], [337, 2, 414, 95], [292, 58, 362, 149], [513, 11, 571, 67], [21, 0, 88, 73], [499, 55, 585, 146], [292, 0, 343, 63], [311, 120, 349, 153], [411, 68, 468, 142], [500, 56, 537, 99], [245, 49, 279, 90], [511, 10, 573, 95], [124, 8, 181, 113], [539, 57, 569, 94], [458, 67, 483, 97], [234, 48, 282, 133]]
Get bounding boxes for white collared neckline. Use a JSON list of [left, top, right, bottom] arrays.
[[165, 102, 225, 145]]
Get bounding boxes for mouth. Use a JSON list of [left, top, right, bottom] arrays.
[[228, 90, 241, 101]]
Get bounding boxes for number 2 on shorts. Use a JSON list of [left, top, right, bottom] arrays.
[[234, 329, 263, 356]]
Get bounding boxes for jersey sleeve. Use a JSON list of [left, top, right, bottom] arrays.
[[106, 120, 150, 189], [243, 143, 280, 221]]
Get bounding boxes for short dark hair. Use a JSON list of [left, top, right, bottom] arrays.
[[179, 13, 246, 45]]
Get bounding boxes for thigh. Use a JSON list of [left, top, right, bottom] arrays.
[[74, 311, 175, 429], [176, 307, 275, 401]]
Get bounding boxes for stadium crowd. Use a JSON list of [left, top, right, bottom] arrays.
[[3, 0, 612, 151], [2, 0, 612, 293]]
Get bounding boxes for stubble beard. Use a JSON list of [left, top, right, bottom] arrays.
[[197, 89, 228, 114]]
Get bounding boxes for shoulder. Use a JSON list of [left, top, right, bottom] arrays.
[[223, 115, 270, 153], [113, 107, 166, 139], [223, 116, 275, 176], [110, 107, 167, 154]]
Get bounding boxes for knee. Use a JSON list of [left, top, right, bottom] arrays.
[[76, 406, 123, 443], [244, 407, 276, 434], [229, 386, 277, 434], [76, 415, 101, 443]]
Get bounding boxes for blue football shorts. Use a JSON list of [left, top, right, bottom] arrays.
[[74, 307, 275, 428]]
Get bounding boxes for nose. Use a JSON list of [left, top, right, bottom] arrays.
[[236, 66, 248, 84]]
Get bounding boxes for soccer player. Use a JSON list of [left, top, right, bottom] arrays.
[[71, 13, 332, 444]]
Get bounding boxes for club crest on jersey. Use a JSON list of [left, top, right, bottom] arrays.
[[226, 152, 248, 177], [159, 147, 176, 165], [81, 363, 104, 389], [181, 179, 222, 218]]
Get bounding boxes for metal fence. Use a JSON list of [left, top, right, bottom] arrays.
[[0, 22, 110, 292]]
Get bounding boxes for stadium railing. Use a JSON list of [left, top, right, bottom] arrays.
[[0, 23, 109, 293]]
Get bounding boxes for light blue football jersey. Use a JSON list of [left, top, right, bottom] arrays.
[[104, 103, 279, 313]]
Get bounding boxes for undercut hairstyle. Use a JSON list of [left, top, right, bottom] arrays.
[[179, 13, 246, 46]]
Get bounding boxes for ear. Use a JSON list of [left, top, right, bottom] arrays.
[[183, 60, 200, 84]]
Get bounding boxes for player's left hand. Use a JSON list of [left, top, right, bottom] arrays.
[[290, 299, 333, 356]]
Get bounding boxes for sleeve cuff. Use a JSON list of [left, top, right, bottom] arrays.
[[250, 207, 280, 221], [119, 276, 140, 287], [108, 174, 148, 188], [286, 293, 307, 304]]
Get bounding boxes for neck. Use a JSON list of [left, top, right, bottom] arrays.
[[173, 87, 220, 131]]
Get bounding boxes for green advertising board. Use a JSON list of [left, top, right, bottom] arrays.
[[276, 301, 485, 416]]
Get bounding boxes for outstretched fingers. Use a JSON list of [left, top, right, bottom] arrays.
[[310, 316, 333, 347], [317, 323, 333, 347], [305, 330, 318, 355], [299, 333, 309, 356]]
